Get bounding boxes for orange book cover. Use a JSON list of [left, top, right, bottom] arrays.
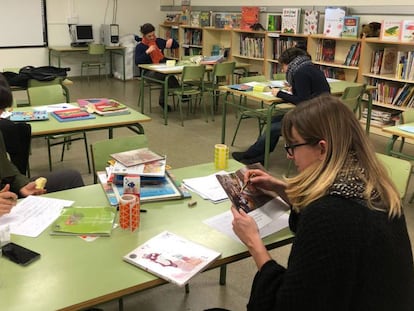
[[241, 7, 259, 30]]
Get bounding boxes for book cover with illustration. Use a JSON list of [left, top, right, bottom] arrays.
[[267, 14, 282, 31], [111, 158, 167, 177], [281, 8, 301, 34], [50, 206, 116, 236], [380, 20, 401, 41], [342, 16, 360, 38], [199, 11, 211, 27], [400, 20, 414, 42], [90, 99, 130, 116], [380, 47, 398, 75], [123, 231, 221, 287], [51, 108, 95, 122], [323, 7, 347, 37], [321, 39, 336, 62], [110, 148, 164, 167], [303, 9, 319, 35], [77, 98, 109, 108], [10, 110, 49, 122], [240, 6, 259, 30]]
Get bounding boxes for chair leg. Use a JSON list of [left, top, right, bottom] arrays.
[[231, 116, 244, 146], [83, 132, 91, 174], [47, 137, 53, 171]]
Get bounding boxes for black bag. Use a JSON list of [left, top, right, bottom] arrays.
[[3, 66, 70, 88]]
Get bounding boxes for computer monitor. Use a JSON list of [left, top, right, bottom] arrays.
[[70, 24, 94, 46]]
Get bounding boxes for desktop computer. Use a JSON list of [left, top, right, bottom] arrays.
[[100, 24, 120, 46]]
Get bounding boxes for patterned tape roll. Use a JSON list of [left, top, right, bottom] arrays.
[[119, 194, 139, 231], [215, 144, 229, 170]]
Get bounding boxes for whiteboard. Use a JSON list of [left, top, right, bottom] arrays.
[[0, 0, 47, 48]]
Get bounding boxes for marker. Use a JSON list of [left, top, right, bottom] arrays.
[[140, 209, 147, 213]]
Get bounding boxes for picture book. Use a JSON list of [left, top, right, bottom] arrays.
[[303, 9, 319, 35], [281, 8, 301, 34], [400, 20, 414, 42], [342, 16, 360, 38], [110, 148, 164, 167], [267, 14, 282, 31], [9, 110, 49, 122], [240, 6, 259, 30], [190, 11, 200, 27], [380, 47, 398, 75], [50, 206, 116, 236], [51, 108, 95, 122], [228, 84, 253, 91], [111, 158, 167, 177], [89, 99, 130, 116], [323, 7, 347, 37], [199, 11, 211, 27], [321, 39, 336, 62], [123, 231, 221, 287], [77, 98, 109, 108], [380, 20, 401, 41], [199, 55, 224, 65]]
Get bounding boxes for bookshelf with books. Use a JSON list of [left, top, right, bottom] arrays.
[[201, 27, 232, 59], [231, 29, 266, 75], [159, 24, 180, 60], [359, 38, 414, 133], [265, 32, 308, 77], [307, 34, 361, 81], [179, 25, 203, 57]]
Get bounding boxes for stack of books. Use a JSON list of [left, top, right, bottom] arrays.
[[98, 148, 189, 205], [78, 98, 130, 116]]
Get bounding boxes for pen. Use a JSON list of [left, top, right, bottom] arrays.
[[140, 209, 147, 213], [240, 173, 256, 193]]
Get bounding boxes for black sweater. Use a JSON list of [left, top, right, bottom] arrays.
[[247, 195, 414, 311]]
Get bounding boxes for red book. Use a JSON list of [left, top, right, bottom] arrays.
[[53, 108, 89, 119]]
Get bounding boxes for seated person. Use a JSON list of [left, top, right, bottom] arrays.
[[0, 73, 84, 217], [135, 23, 180, 112], [232, 47, 330, 165]]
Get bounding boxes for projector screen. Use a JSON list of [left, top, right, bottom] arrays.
[[0, 0, 47, 48]]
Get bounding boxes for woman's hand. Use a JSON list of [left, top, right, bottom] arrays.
[[146, 45, 157, 54], [271, 87, 280, 96], [19, 182, 46, 198], [165, 38, 173, 49], [0, 184, 17, 217]]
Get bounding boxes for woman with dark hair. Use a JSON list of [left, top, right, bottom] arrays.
[[135, 23, 180, 111], [232, 47, 330, 165]]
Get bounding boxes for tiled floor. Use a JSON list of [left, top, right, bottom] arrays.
[[27, 77, 414, 310]]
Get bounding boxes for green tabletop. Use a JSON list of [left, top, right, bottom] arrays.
[[0, 160, 294, 311]]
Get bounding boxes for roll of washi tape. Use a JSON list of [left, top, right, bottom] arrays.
[[119, 194, 137, 230], [214, 144, 229, 170], [253, 85, 271, 92]]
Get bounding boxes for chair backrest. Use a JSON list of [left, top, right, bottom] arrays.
[[0, 120, 31, 175], [181, 65, 206, 86], [272, 73, 286, 80], [90, 135, 148, 179], [401, 110, 414, 124], [212, 61, 236, 85], [240, 75, 267, 84], [27, 84, 67, 106], [376, 152, 412, 199], [27, 78, 70, 102], [88, 43, 106, 55], [340, 84, 366, 114]]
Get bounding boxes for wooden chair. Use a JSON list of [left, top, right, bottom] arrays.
[[90, 134, 148, 183], [172, 65, 206, 126], [81, 43, 107, 84], [27, 84, 91, 172]]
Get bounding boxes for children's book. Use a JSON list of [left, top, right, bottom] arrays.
[[123, 231, 221, 287], [228, 84, 253, 91], [240, 6, 259, 30], [303, 9, 319, 35], [281, 8, 301, 34], [199, 55, 224, 65], [110, 148, 164, 167], [190, 11, 200, 27], [87, 99, 130, 116], [380, 47, 398, 75], [321, 39, 336, 62], [267, 14, 282, 31], [400, 20, 414, 42], [342, 16, 360, 38], [51, 108, 95, 122], [77, 98, 109, 108], [323, 7, 347, 37], [10, 110, 49, 122], [111, 158, 167, 177], [50, 206, 116, 236], [199, 11, 211, 27], [380, 20, 401, 41]]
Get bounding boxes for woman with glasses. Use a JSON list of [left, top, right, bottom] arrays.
[[232, 47, 330, 165], [231, 94, 414, 310]]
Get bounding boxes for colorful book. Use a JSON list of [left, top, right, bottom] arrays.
[[77, 98, 109, 108], [10, 110, 49, 122], [199, 11, 211, 27], [123, 231, 221, 287], [228, 84, 254, 91], [400, 20, 414, 42], [380, 47, 398, 75], [240, 6, 259, 30], [323, 7, 347, 37], [90, 99, 130, 116], [267, 14, 282, 31], [50, 206, 116, 236], [190, 11, 200, 27], [281, 8, 301, 34], [342, 16, 360, 38], [111, 158, 167, 177], [321, 39, 336, 62], [303, 9, 319, 35], [380, 20, 401, 41], [110, 148, 164, 167], [51, 108, 95, 122]]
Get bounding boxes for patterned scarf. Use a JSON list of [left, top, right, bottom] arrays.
[[141, 36, 164, 64], [285, 55, 313, 86]]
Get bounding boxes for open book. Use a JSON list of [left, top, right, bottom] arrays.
[[110, 148, 165, 167], [50, 206, 116, 236], [123, 231, 221, 287]]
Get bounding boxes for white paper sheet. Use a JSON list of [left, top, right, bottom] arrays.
[[0, 196, 74, 237], [182, 171, 229, 203]]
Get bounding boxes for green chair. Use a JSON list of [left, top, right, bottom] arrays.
[[81, 43, 107, 84], [397, 110, 414, 154], [27, 84, 91, 172], [204, 61, 236, 121], [340, 84, 366, 120], [376, 152, 412, 200], [90, 135, 148, 183], [172, 65, 206, 126]]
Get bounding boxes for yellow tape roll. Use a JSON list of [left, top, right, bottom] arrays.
[[214, 144, 229, 170]]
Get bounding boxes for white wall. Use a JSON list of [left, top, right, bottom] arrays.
[[0, 0, 163, 74]]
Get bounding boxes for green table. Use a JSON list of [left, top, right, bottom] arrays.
[[0, 160, 293, 311]]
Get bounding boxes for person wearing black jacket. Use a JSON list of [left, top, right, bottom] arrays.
[[232, 47, 330, 165]]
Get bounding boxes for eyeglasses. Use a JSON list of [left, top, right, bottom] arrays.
[[284, 142, 313, 156]]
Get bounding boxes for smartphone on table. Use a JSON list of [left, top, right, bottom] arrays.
[[1, 242, 41, 266]]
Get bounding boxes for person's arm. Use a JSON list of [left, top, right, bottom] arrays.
[[135, 43, 152, 65], [245, 169, 289, 204], [276, 71, 313, 105]]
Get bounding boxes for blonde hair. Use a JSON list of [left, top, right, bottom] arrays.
[[281, 94, 401, 218]]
